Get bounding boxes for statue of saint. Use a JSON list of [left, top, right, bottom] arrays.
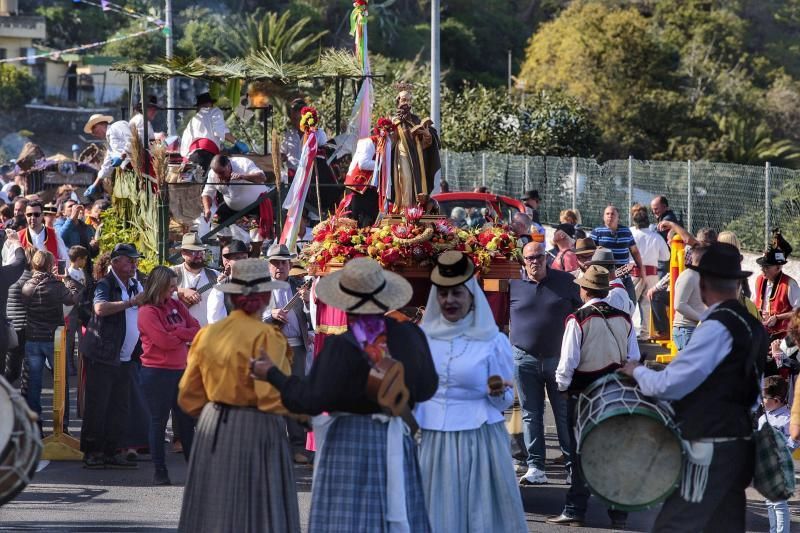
[[391, 83, 442, 209]]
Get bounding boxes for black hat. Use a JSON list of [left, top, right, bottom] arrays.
[[222, 239, 249, 259], [553, 223, 576, 239], [195, 92, 216, 108], [756, 248, 788, 267], [110, 243, 141, 259], [521, 190, 541, 201], [688, 242, 751, 279]]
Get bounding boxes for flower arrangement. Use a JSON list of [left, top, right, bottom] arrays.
[[372, 116, 395, 138], [299, 106, 319, 133]]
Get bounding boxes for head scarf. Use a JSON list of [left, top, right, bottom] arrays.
[[421, 276, 498, 341]]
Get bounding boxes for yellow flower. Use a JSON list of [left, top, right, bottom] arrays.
[[351, 235, 363, 244], [375, 242, 385, 251], [486, 241, 498, 251], [457, 230, 469, 240]]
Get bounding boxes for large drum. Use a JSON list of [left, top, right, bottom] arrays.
[[0, 375, 42, 506], [576, 373, 682, 511]]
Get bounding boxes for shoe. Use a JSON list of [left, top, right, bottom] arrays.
[[104, 454, 138, 469], [125, 448, 139, 462], [552, 453, 567, 465], [83, 453, 106, 469], [519, 466, 548, 486], [546, 513, 584, 526], [153, 468, 171, 485], [293, 452, 310, 465], [172, 440, 183, 454]]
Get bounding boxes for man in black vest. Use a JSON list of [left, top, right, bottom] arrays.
[[80, 243, 144, 469], [621, 242, 767, 532]]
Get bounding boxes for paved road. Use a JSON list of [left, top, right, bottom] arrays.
[[0, 368, 793, 532]]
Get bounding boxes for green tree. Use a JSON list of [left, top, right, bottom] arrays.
[[176, 8, 240, 59], [0, 64, 38, 113], [228, 10, 327, 64]]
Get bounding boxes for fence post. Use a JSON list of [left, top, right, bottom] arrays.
[[686, 160, 692, 234], [481, 152, 487, 187], [627, 155, 633, 225], [571, 156, 577, 212], [765, 162, 771, 249], [444, 149, 449, 182], [524, 157, 529, 193]]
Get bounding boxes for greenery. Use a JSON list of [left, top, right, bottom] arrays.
[[0, 65, 38, 113]]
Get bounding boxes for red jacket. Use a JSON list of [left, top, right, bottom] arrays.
[[137, 298, 201, 369], [755, 272, 794, 338]]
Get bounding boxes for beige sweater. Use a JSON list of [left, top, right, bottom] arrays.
[[673, 269, 706, 328]]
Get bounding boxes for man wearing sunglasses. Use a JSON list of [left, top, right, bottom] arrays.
[[18, 201, 68, 264]]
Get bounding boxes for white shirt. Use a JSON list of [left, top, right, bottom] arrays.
[[280, 128, 328, 175], [263, 287, 302, 341], [99, 120, 132, 180], [632, 227, 670, 267], [633, 303, 731, 400], [29, 226, 69, 262], [111, 269, 142, 363], [556, 297, 640, 391], [608, 281, 635, 316], [129, 113, 155, 145], [180, 107, 229, 157], [207, 285, 227, 324], [176, 264, 216, 327], [414, 332, 514, 431], [67, 265, 86, 285], [201, 157, 269, 211], [758, 405, 799, 450]]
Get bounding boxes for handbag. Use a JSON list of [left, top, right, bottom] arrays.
[[5, 320, 18, 350], [753, 422, 796, 501]]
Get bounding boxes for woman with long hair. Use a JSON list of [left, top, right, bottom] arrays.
[[415, 251, 527, 532], [178, 259, 300, 532], [137, 266, 200, 485]]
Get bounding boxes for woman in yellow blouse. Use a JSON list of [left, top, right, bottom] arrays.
[[177, 258, 300, 533]]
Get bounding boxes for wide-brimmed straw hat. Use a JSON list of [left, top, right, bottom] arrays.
[[218, 258, 289, 295], [574, 237, 597, 257], [587, 247, 616, 266], [180, 232, 207, 252], [575, 265, 610, 291], [431, 250, 476, 287], [756, 248, 788, 267], [689, 242, 752, 279], [316, 257, 412, 314], [83, 113, 114, 134]]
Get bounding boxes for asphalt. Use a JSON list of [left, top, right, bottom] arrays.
[[0, 354, 795, 532]]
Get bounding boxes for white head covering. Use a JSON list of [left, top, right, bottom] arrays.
[[421, 276, 499, 341]]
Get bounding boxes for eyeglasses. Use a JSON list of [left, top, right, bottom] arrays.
[[523, 253, 546, 263], [25, 212, 42, 218]]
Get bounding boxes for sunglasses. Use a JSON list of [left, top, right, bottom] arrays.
[[25, 212, 42, 218], [523, 253, 546, 263]]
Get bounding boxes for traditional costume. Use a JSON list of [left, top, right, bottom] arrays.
[[180, 93, 230, 174], [416, 251, 527, 533], [177, 259, 300, 533], [755, 248, 799, 340], [263, 258, 438, 532]]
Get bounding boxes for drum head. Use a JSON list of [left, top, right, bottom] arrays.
[[0, 384, 13, 457], [580, 413, 682, 511]]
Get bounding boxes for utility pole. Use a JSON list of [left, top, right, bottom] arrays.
[[431, 0, 440, 132], [507, 50, 512, 93], [165, 0, 175, 136]]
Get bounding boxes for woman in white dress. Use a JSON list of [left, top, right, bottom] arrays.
[[415, 250, 527, 533]]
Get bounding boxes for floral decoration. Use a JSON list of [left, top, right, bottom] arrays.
[[299, 106, 319, 132]]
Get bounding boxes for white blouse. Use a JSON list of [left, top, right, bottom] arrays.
[[414, 332, 515, 432]]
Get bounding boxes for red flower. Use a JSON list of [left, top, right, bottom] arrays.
[[338, 232, 352, 244], [380, 248, 401, 264], [383, 236, 393, 244]]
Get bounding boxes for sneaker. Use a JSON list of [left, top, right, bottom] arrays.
[[83, 453, 105, 469], [153, 468, 171, 486], [105, 454, 138, 469], [125, 448, 139, 462], [519, 466, 548, 486]]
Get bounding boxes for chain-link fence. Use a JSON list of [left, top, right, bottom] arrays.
[[442, 151, 800, 253]]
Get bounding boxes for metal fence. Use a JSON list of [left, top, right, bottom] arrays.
[[442, 151, 800, 253]]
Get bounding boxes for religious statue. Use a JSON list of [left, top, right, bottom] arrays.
[[391, 83, 442, 209]]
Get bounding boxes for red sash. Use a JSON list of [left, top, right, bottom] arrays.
[[188, 138, 220, 156], [19, 227, 59, 258]]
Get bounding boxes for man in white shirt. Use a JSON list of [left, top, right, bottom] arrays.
[[549, 265, 638, 528], [621, 243, 767, 532], [201, 155, 269, 223], [630, 205, 670, 338], [172, 233, 218, 327], [83, 114, 132, 196], [207, 239, 249, 324], [18, 201, 69, 264], [280, 98, 328, 183], [180, 92, 237, 175], [129, 95, 163, 146]]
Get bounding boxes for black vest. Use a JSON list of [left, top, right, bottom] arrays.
[[672, 300, 766, 440]]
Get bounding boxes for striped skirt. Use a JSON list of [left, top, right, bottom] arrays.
[[178, 403, 300, 533], [310, 415, 431, 532], [419, 421, 528, 533]]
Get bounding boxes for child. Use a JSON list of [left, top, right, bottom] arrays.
[[64, 245, 89, 376], [759, 375, 799, 533]]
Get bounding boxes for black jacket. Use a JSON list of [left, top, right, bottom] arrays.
[[1, 247, 26, 324], [22, 271, 82, 342], [81, 271, 142, 366], [7, 269, 32, 331]]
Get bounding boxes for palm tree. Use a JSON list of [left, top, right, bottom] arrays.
[[713, 114, 800, 168], [228, 10, 328, 65]]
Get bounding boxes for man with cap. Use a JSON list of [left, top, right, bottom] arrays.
[[80, 243, 145, 469], [261, 243, 312, 464], [521, 190, 541, 223], [549, 265, 639, 528], [510, 240, 582, 486], [207, 239, 249, 324], [585, 247, 635, 317], [172, 233, 219, 327], [551, 223, 579, 273], [620, 243, 767, 532], [129, 95, 163, 146], [179, 92, 240, 175], [83, 113, 132, 196]]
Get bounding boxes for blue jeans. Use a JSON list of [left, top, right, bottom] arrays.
[[24, 340, 70, 429], [766, 499, 790, 533], [140, 367, 195, 470], [513, 347, 570, 470], [673, 326, 696, 351]]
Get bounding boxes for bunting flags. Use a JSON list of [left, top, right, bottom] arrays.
[[280, 132, 318, 251]]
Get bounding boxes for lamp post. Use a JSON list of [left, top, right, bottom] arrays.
[[431, 0, 440, 132], [164, 0, 175, 136]]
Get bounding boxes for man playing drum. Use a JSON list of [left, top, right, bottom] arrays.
[[550, 265, 639, 528], [621, 243, 767, 532]]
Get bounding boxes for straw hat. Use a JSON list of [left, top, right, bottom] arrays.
[[430, 250, 475, 288], [575, 265, 610, 291], [289, 261, 307, 277], [587, 247, 616, 266], [574, 237, 597, 257], [180, 232, 207, 252], [316, 257, 412, 314], [83, 114, 114, 135], [218, 258, 289, 295]]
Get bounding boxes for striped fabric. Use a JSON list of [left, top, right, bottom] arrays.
[[281, 131, 318, 251], [590, 225, 635, 266], [310, 415, 431, 533]]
